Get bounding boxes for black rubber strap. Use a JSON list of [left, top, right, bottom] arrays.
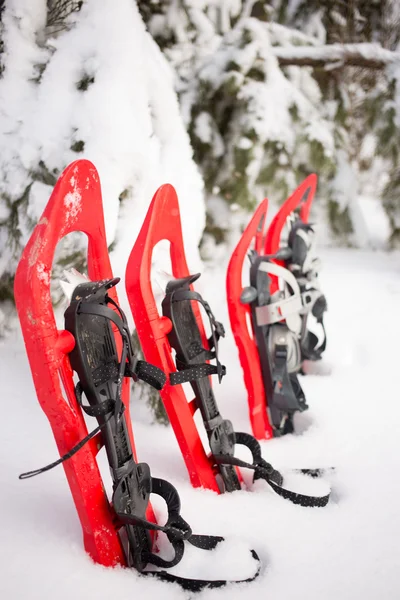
[[263, 475, 330, 508], [78, 303, 166, 391], [315, 317, 327, 355], [301, 317, 327, 361], [75, 382, 115, 417], [170, 362, 226, 385], [140, 475, 260, 591], [78, 302, 128, 339], [18, 412, 113, 479], [213, 431, 330, 508], [133, 360, 166, 390], [143, 547, 261, 592], [171, 288, 226, 383]]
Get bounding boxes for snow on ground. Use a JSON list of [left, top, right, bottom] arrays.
[[1, 248, 400, 599]]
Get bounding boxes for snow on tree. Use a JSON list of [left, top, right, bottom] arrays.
[[0, 0, 205, 328], [138, 0, 400, 250]]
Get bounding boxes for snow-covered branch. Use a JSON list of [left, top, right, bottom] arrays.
[[274, 43, 400, 69]]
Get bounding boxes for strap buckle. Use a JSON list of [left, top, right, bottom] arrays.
[[215, 320, 225, 339], [126, 354, 139, 380], [209, 419, 235, 458], [217, 362, 226, 383]]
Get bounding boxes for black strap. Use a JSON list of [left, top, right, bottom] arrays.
[[78, 301, 166, 391], [130, 360, 166, 390], [273, 344, 288, 391], [143, 547, 261, 592], [301, 317, 327, 361], [75, 381, 116, 418], [19, 411, 113, 479], [299, 287, 327, 361], [19, 375, 119, 479], [270, 344, 307, 417], [170, 289, 226, 383], [147, 479, 260, 589], [170, 362, 226, 385], [213, 432, 330, 508]]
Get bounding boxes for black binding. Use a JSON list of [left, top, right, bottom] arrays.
[[19, 278, 261, 590], [287, 221, 328, 362], [162, 274, 330, 507], [246, 252, 308, 436]]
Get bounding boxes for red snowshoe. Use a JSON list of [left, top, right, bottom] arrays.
[[227, 174, 327, 441]]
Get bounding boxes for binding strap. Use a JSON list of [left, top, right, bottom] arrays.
[[170, 362, 226, 385], [255, 261, 303, 329], [213, 432, 330, 508], [77, 301, 166, 391], [169, 289, 226, 384], [145, 548, 261, 592], [18, 413, 112, 479], [300, 292, 327, 361]]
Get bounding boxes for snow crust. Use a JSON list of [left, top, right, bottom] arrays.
[[2, 248, 400, 599]]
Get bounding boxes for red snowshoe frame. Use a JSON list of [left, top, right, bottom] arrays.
[[14, 159, 154, 567], [265, 174, 316, 293], [126, 184, 232, 493], [226, 175, 317, 440]]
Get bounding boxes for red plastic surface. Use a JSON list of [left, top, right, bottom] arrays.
[[226, 175, 317, 440], [265, 174, 317, 293], [125, 184, 221, 493], [14, 160, 149, 567], [226, 200, 273, 440]]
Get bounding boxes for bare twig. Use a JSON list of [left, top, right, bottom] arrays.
[[46, 0, 82, 30]]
